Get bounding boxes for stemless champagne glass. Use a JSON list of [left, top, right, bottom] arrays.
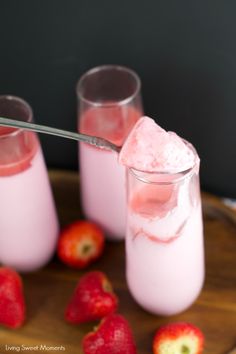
[[76, 65, 143, 240], [126, 143, 205, 315], [0, 95, 59, 272]]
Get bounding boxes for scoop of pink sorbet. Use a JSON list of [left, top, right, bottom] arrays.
[[119, 116, 196, 172]]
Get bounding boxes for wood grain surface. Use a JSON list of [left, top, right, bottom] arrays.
[[0, 170, 236, 354]]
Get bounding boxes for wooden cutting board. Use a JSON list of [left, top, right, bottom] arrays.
[[0, 170, 236, 354]]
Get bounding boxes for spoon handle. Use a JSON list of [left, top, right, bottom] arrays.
[[0, 116, 120, 153]]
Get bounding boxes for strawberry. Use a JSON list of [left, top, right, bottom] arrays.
[[153, 322, 204, 354], [82, 314, 137, 354], [65, 271, 118, 324], [0, 267, 26, 328], [57, 220, 105, 269]]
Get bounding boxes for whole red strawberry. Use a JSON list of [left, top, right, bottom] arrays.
[[82, 314, 137, 354], [57, 220, 105, 269], [0, 267, 26, 328], [153, 322, 204, 354], [65, 271, 118, 324]]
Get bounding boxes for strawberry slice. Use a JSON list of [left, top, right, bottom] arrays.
[[82, 313, 137, 354], [153, 322, 204, 354], [0, 267, 26, 328], [57, 221, 105, 269], [65, 271, 118, 324]]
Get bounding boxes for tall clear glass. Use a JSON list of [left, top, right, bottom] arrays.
[[0, 96, 59, 272], [76, 65, 143, 241], [126, 142, 205, 315]]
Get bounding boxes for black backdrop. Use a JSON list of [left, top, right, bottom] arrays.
[[0, 1, 235, 197]]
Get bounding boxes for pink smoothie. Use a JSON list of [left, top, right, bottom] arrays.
[[0, 131, 59, 272], [79, 105, 141, 240], [120, 116, 204, 315], [126, 178, 204, 315]]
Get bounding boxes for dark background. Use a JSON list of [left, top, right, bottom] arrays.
[[0, 1, 235, 197]]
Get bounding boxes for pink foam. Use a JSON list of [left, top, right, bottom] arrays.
[[119, 116, 196, 172]]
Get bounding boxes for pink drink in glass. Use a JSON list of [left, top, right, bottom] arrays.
[[120, 117, 205, 315], [77, 66, 143, 240], [0, 96, 59, 272]]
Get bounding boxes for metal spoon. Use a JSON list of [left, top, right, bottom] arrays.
[[0, 116, 121, 153]]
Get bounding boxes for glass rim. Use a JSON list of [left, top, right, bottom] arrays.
[[0, 95, 33, 139], [128, 140, 200, 185], [76, 64, 141, 107]]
